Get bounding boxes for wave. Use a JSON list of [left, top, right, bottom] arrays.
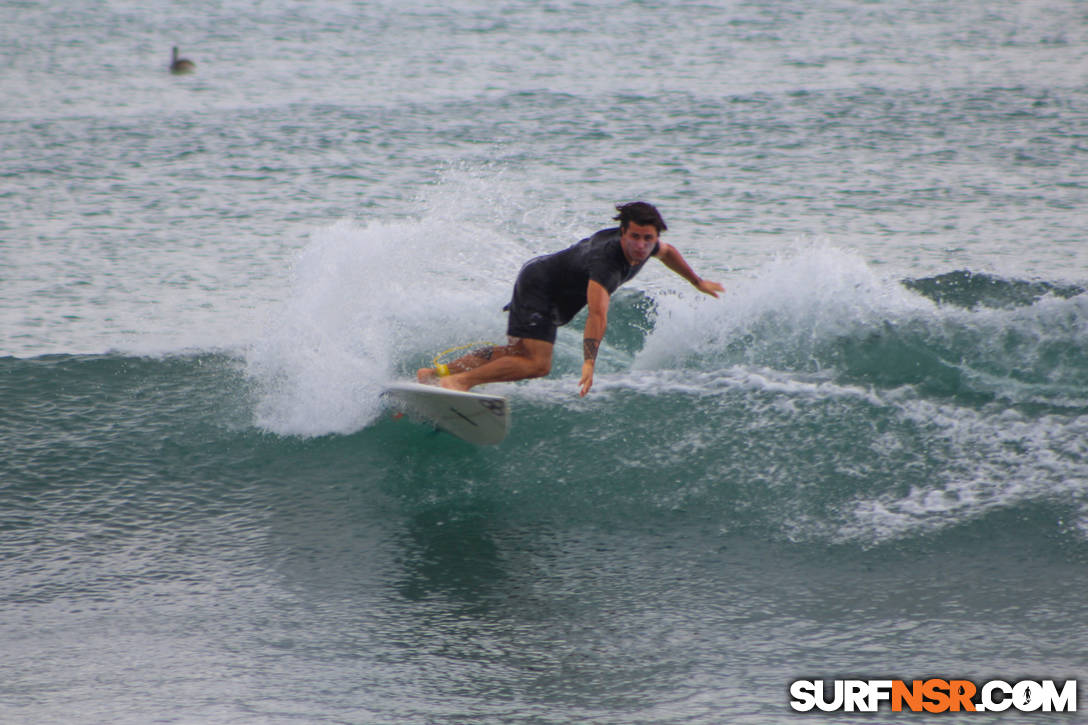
[[904, 269, 1084, 310], [636, 246, 1088, 409], [4, 349, 1086, 553], [233, 235, 1087, 549], [9, 239, 1084, 551], [248, 221, 1088, 440]]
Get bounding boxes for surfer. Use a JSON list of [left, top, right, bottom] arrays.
[[417, 201, 724, 397]]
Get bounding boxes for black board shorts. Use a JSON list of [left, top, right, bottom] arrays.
[[505, 258, 560, 344]]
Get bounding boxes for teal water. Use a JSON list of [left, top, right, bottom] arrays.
[[4, 273, 1087, 722], [3, 0, 1088, 722]]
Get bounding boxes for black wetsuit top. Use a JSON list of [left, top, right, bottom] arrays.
[[505, 227, 659, 343]]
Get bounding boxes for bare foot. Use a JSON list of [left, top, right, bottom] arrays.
[[439, 375, 472, 392], [416, 367, 439, 385]]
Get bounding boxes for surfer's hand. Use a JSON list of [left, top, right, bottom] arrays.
[[579, 360, 595, 397], [696, 279, 725, 297]]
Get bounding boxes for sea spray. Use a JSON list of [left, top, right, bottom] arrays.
[[634, 244, 937, 373], [636, 245, 1088, 404], [245, 208, 528, 436]]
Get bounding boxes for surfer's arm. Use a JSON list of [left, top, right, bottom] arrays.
[[655, 242, 724, 297], [579, 280, 610, 397]]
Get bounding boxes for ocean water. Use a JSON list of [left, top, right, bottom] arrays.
[[2, 0, 1087, 722]]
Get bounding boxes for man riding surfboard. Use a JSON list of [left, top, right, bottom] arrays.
[[418, 201, 724, 396]]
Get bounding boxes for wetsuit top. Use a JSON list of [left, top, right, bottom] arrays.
[[515, 227, 660, 327]]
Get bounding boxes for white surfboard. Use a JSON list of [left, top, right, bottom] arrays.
[[384, 382, 510, 445]]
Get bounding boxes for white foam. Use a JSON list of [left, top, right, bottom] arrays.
[[833, 393, 1088, 545], [635, 242, 936, 371], [245, 196, 531, 436]]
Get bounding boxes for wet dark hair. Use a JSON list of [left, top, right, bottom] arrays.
[[613, 201, 667, 233]]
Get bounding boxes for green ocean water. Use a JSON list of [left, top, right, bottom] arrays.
[[5, 272, 1087, 722], [4, 0, 1088, 721]]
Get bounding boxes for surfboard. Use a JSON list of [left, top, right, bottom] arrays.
[[384, 382, 510, 445]]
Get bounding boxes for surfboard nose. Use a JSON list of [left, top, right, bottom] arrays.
[[384, 382, 510, 445]]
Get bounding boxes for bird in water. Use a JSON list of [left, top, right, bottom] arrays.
[[170, 47, 195, 74]]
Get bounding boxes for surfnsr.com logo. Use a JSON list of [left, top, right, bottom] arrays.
[[789, 679, 1077, 713]]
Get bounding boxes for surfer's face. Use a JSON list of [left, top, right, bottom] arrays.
[[620, 221, 659, 265]]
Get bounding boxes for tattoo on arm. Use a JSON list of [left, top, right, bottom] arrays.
[[583, 338, 600, 362]]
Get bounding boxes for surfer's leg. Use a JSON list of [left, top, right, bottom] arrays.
[[416, 343, 520, 384], [448, 344, 502, 372], [438, 338, 552, 391], [420, 261, 556, 389]]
